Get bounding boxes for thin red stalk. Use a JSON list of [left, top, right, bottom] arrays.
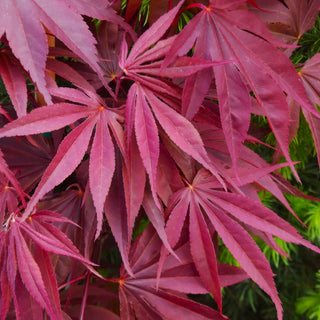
[[247, 0, 271, 12], [113, 73, 123, 108], [79, 273, 90, 320], [58, 274, 87, 291], [0, 107, 13, 122], [171, 3, 207, 27], [103, 277, 121, 283], [182, 3, 207, 11]]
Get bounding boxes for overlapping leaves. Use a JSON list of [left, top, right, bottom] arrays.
[[162, 0, 320, 179], [162, 169, 320, 320], [0, 1, 319, 319], [119, 223, 248, 320], [0, 211, 94, 320], [0, 88, 122, 239]]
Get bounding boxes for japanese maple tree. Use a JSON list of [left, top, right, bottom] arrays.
[[0, 0, 320, 319]]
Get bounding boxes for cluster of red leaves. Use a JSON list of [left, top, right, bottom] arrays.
[[1, 0, 320, 319]]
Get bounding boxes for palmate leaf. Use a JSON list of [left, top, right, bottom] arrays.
[[0, 89, 121, 238], [0, 0, 91, 103], [120, 0, 229, 195], [195, 118, 306, 222], [0, 212, 95, 320], [163, 169, 320, 320], [252, 0, 320, 50], [120, 0, 231, 98], [23, 115, 98, 219], [0, 0, 129, 101], [125, 77, 227, 206], [0, 85, 131, 273], [162, 1, 320, 179], [120, 1, 232, 189], [119, 224, 247, 319]]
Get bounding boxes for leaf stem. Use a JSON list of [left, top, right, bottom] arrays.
[[58, 274, 87, 291], [79, 273, 90, 320], [183, 3, 208, 12], [113, 73, 123, 108]]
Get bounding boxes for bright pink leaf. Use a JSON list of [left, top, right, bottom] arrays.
[[19, 218, 94, 266], [0, 103, 95, 138], [0, 0, 51, 103], [0, 0, 117, 101]]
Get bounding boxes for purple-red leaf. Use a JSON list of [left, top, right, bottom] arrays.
[[189, 193, 222, 311], [142, 189, 176, 258], [199, 189, 320, 253], [0, 0, 116, 101], [89, 110, 115, 238], [23, 116, 97, 218], [11, 222, 57, 319], [163, 3, 319, 179], [0, 52, 27, 117], [200, 200, 283, 320], [123, 0, 184, 66], [19, 218, 93, 266], [120, 224, 229, 320], [144, 87, 223, 184], [123, 137, 146, 242], [298, 53, 320, 167], [104, 159, 133, 276], [134, 84, 160, 207]]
